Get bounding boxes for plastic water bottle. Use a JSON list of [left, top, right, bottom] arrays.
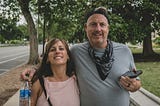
[[19, 81, 30, 106]]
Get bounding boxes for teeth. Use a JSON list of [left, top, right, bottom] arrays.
[[54, 56, 62, 59], [94, 34, 101, 36]]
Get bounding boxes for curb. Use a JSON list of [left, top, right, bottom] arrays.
[[130, 87, 160, 106], [139, 87, 160, 104]]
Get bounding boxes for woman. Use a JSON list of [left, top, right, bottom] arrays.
[[31, 38, 80, 106]]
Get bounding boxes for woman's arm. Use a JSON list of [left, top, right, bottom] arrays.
[[30, 79, 42, 106]]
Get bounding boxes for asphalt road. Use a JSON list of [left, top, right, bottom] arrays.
[[0, 45, 42, 75]]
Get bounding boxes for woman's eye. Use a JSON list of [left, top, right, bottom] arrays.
[[50, 48, 56, 52], [59, 47, 64, 51], [49, 47, 64, 52]]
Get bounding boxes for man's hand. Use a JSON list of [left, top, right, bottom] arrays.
[[119, 76, 141, 92]]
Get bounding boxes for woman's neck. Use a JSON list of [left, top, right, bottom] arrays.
[[49, 65, 69, 82]]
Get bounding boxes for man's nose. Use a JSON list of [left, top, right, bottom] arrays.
[[95, 24, 101, 31]]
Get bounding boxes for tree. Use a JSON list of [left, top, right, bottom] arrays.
[[17, 0, 39, 64], [0, 17, 16, 40], [1, 0, 39, 64], [111, 0, 160, 56], [17, 24, 30, 40], [36, 0, 87, 41], [0, 0, 20, 41], [140, 1, 160, 56]]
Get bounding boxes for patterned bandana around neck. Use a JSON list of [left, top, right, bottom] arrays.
[[88, 40, 114, 80]]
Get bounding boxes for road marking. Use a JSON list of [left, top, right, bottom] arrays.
[[0, 52, 28, 60], [0, 69, 9, 70], [0, 54, 29, 64], [0, 63, 27, 76], [0, 69, 9, 75], [0, 69, 9, 71]]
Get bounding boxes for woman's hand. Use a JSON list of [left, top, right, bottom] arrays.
[[20, 67, 36, 81]]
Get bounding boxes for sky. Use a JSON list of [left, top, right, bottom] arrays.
[[17, 15, 27, 25]]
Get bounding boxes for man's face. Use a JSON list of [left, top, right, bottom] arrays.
[[85, 14, 109, 48]]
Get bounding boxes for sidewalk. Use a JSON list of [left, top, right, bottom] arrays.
[[4, 88, 160, 106], [3, 90, 19, 106]]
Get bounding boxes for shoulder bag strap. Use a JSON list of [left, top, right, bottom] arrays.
[[39, 77, 53, 106]]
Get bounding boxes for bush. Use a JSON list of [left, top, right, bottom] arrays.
[[153, 37, 160, 45], [0, 35, 5, 43], [8, 40, 24, 44]]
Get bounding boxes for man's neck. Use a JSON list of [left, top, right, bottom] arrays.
[[91, 41, 108, 49]]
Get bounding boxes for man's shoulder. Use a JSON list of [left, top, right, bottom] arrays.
[[112, 41, 131, 53], [112, 41, 128, 48], [71, 42, 88, 50]]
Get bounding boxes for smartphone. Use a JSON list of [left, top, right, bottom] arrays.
[[122, 70, 143, 78]]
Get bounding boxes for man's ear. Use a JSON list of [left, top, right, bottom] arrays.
[[107, 25, 110, 33], [84, 23, 87, 32]]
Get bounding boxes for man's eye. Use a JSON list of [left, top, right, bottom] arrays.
[[90, 23, 96, 26], [100, 23, 106, 27]]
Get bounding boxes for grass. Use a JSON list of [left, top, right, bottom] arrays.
[[130, 46, 160, 97], [136, 62, 160, 98]]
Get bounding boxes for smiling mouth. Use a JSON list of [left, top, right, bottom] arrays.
[[54, 56, 63, 59], [93, 32, 102, 36], [93, 34, 103, 39], [95, 34, 102, 36]]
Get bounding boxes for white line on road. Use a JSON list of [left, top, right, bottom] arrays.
[[0, 54, 29, 64], [0, 52, 28, 60], [0, 69, 9, 71]]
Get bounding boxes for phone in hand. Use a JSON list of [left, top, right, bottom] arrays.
[[122, 70, 143, 78]]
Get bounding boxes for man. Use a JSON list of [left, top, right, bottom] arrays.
[[22, 7, 141, 106], [70, 7, 141, 106]]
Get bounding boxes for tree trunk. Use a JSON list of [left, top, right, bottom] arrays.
[[18, 0, 39, 64], [143, 35, 154, 56]]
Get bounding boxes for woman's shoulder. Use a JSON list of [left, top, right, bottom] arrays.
[[32, 78, 43, 97]]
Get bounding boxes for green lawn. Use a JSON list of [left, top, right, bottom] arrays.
[[130, 47, 160, 97], [136, 62, 160, 98]]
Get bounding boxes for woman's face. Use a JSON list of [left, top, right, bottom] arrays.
[[47, 41, 69, 66]]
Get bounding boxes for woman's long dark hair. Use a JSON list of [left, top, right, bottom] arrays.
[[31, 38, 75, 84]]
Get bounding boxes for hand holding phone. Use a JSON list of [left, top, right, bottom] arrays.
[[122, 70, 143, 78]]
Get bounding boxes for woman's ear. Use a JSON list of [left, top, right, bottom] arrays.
[[46, 57, 50, 63]]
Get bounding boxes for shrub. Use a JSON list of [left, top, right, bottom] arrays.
[[9, 40, 24, 44], [153, 37, 160, 45]]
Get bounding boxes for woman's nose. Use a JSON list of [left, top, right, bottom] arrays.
[[55, 49, 61, 53]]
